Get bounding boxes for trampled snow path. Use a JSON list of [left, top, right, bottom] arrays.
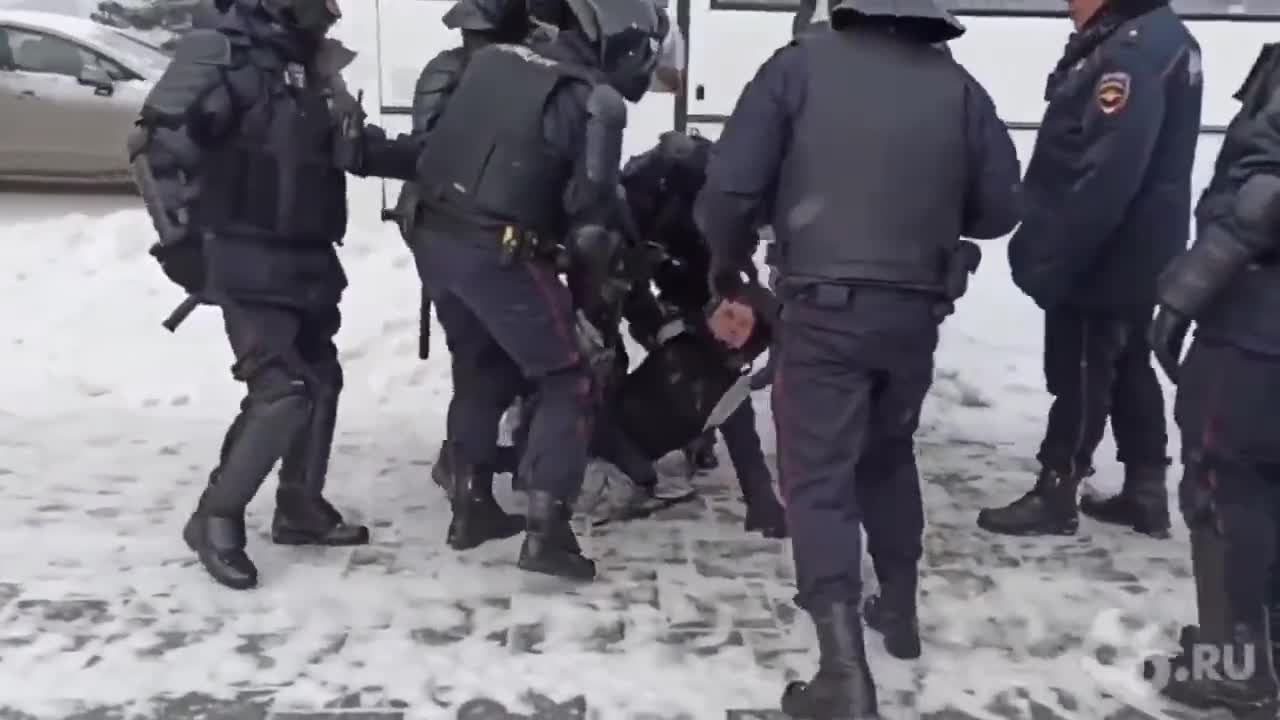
[[0, 188, 1199, 719]]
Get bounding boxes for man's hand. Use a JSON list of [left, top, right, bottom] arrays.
[[1149, 306, 1191, 384], [708, 299, 755, 349]]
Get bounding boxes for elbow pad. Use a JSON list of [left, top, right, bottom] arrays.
[[1157, 222, 1256, 317], [584, 84, 628, 190], [568, 224, 628, 311], [1233, 173, 1280, 254]]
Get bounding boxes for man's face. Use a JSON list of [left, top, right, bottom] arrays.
[[708, 300, 755, 350], [1066, 0, 1105, 29]]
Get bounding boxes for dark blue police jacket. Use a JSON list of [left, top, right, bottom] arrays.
[[1009, 2, 1202, 311]]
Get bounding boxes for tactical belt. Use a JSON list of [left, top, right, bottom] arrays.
[[418, 210, 563, 265]]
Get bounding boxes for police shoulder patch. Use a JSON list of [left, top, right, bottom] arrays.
[[1095, 71, 1131, 114]]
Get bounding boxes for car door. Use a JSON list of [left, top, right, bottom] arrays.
[[84, 51, 148, 179], [4, 27, 119, 180], [0, 25, 44, 178]]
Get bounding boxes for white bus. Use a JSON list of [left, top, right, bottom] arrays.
[[355, 0, 1280, 210]]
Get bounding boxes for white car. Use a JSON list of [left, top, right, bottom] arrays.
[[0, 9, 170, 185]]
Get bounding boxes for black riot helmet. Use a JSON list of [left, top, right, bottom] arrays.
[[1234, 43, 1280, 115], [259, 0, 342, 37], [563, 0, 667, 102], [443, 0, 533, 39], [829, 0, 964, 44]]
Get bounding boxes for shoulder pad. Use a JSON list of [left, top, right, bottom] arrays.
[[417, 48, 466, 94], [142, 31, 230, 122], [765, 42, 802, 68], [171, 29, 232, 66], [587, 84, 627, 125], [315, 39, 357, 75]]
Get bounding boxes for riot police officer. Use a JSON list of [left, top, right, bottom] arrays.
[[697, 1, 1020, 714], [383, 0, 539, 551], [1144, 45, 1280, 717], [411, 0, 667, 581], [129, 0, 401, 590]]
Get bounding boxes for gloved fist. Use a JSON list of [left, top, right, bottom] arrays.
[[1149, 306, 1191, 384], [709, 267, 748, 299]]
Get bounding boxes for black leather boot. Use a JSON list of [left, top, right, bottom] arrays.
[[184, 478, 258, 591], [1159, 623, 1280, 716], [976, 467, 1083, 536], [447, 457, 524, 551], [1079, 463, 1171, 538], [272, 392, 369, 546], [781, 601, 880, 719], [684, 430, 719, 472], [431, 439, 453, 494], [187, 393, 309, 589], [744, 487, 788, 538], [517, 491, 595, 580], [1155, 524, 1279, 716], [863, 572, 921, 660]]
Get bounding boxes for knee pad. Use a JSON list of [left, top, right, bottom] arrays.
[[242, 362, 313, 427]]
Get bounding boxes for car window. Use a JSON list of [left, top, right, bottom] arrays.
[[0, 27, 14, 70], [87, 50, 133, 81], [6, 28, 85, 78]]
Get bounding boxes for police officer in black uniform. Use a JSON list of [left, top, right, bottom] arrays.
[[411, 0, 666, 581], [382, 0, 539, 550], [128, 0, 418, 590], [619, 131, 786, 536], [977, 0, 1202, 539], [698, 1, 1019, 713], [1144, 45, 1280, 717]]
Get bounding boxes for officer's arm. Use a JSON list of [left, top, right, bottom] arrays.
[[561, 82, 627, 229], [695, 45, 801, 277], [1158, 92, 1280, 316], [411, 48, 466, 136], [345, 50, 467, 181], [960, 74, 1021, 239], [1062, 46, 1166, 264]]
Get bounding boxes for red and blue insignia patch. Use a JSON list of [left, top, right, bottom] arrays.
[[1095, 71, 1131, 114]]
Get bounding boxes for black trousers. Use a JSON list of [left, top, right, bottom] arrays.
[[415, 230, 593, 501], [202, 302, 343, 516], [1037, 305, 1168, 476], [773, 285, 936, 610], [1176, 340, 1280, 625]]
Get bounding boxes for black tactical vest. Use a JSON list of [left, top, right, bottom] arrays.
[[415, 44, 579, 238], [773, 28, 968, 291], [1194, 48, 1280, 356], [194, 45, 348, 246]]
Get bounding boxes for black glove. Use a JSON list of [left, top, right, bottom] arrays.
[[708, 262, 747, 299], [150, 239, 205, 294], [1149, 306, 1191, 384]]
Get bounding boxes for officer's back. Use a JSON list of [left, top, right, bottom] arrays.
[[698, 4, 1020, 714], [776, 16, 1019, 292]]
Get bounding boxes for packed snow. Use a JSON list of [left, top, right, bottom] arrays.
[[0, 140, 1200, 719], [0, 1, 1221, 716]]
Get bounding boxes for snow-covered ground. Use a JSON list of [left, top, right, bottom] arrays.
[[0, 171, 1199, 720]]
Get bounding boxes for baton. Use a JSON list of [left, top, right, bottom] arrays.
[[162, 295, 200, 332]]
